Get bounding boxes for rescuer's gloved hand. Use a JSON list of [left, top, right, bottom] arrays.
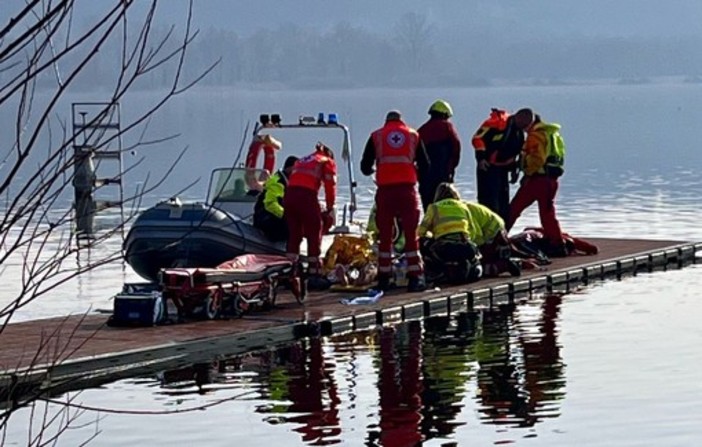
[[478, 160, 490, 171]]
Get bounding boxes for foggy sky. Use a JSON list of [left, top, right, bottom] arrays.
[[182, 0, 702, 39], [4, 1, 702, 90]]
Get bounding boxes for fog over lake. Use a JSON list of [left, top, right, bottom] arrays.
[[2, 2, 702, 446]]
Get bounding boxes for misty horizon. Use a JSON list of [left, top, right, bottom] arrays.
[[6, 1, 702, 92]]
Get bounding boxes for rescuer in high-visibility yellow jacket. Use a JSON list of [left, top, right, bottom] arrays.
[[418, 191, 503, 247], [419, 182, 521, 279], [418, 184, 482, 284], [508, 113, 567, 256], [253, 156, 298, 241]]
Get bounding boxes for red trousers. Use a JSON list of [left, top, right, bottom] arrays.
[[284, 186, 322, 274], [375, 184, 423, 278], [508, 176, 564, 246]]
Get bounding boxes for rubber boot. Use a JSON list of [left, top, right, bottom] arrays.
[[307, 274, 331, 291], [407, 275, 427, 293], [375, 274, 391, 292], [506, 259, 522, 277]]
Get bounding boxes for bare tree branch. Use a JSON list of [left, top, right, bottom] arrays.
[[0, 0, 216, 442]]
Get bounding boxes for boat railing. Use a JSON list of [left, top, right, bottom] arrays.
[[250, 115, 358, 223]]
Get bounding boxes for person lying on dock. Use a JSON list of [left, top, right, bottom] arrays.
[[511, 227, 599, 259]]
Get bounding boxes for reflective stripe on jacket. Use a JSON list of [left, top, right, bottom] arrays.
[[419, 198, 473, 239], [471, 108, 509, 153], [463, 201, 505, 246], [372, 120, 419, 186], [471, 109, 522, 166], [287, 150, 337, 209]]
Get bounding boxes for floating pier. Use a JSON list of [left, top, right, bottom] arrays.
[[0, 238, 699, 405]]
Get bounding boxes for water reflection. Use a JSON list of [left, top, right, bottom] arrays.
[[371, 323, 423, 446], [475, 296, 565, 428], [152, 295, 565, 445], [264, 339, 342, 445]]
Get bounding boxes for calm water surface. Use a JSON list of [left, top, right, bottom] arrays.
[[1, 84, 701, 445], [5, 268, 701, 446]]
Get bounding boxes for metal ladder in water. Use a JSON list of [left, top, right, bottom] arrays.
[[71, 102, 125, 242]]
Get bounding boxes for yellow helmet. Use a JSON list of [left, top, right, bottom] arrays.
[[428, 99, 453, 117]]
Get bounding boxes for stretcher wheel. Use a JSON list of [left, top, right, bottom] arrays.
[[232, 293, 248, 317], [203, 288, 222, 320]]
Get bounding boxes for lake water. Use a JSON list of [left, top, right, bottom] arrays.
[[1, 83, 701, 445]]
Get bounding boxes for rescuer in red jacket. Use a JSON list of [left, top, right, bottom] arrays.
[[417, 99, 462, 211], [284, 143, 337, 289], [361, 110, 429, 292]]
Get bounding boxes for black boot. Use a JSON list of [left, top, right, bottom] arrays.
[[375, 275, 390, 292], [307, 275, 331, 291], [507, 259, 522, 277], [407, 275, 427, 293]]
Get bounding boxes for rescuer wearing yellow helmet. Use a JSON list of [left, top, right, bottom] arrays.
[[417, 99, 463, 211]]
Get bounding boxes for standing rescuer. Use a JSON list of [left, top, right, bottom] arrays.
[[284, 143, 337, 289], [507, 113, 567, 256], [253, 155, 299, 241], [361, 110, 429, 292], [417, 99, 462, 211], [471, 108, 534, 222]]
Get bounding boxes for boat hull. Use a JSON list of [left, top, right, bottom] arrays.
[[124, 201, 285, 282]]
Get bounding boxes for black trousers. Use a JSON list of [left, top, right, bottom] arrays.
[[476, 166, 510, 223], [420, 237, 481, 284], [253, 212, 288, 242], [419, 174, 452, 212]]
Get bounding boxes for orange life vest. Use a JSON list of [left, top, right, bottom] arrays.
[[483, 108, 510, 132], [471, 109, 516, 166], [371, 120, 419, 186]]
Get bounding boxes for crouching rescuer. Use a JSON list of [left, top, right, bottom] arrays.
[[361, 110, 429, 292], [421, 183, 521, 280], [418, 184, 483, 284], [284, 143, 337, 290]]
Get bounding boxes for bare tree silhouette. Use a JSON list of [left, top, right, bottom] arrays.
[[0, 0, 217, 443], [393, 12, 435, 73]]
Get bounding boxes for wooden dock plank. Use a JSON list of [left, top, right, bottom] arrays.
[[0, 237, 698, 400]]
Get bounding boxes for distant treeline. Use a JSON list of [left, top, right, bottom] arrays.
[[21, 13, 702, 91]]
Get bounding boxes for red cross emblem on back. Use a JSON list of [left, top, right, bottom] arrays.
[[386, 131, 405, 149]]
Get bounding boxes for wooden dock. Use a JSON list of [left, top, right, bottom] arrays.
[[0, 238, 699, 404]]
